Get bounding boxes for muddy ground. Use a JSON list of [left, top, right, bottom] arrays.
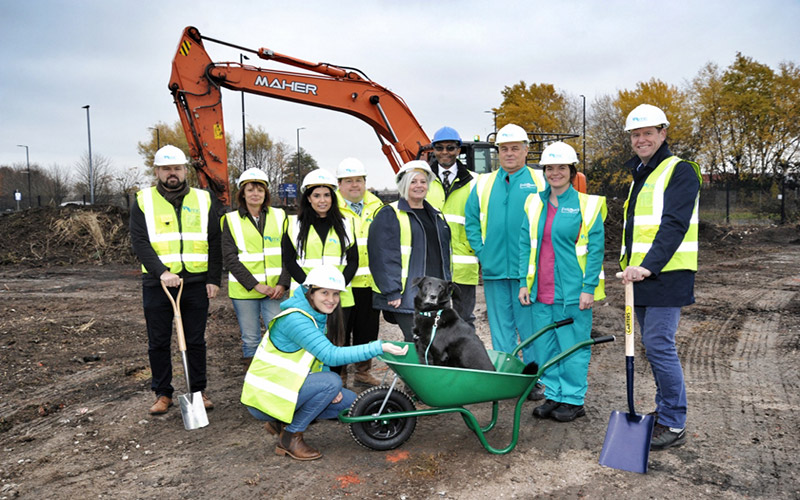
[[1, 208, 799, 499]]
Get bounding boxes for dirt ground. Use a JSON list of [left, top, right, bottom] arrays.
[[1, 208, 799, 499]]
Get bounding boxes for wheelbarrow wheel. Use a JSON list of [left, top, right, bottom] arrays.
[[348, 386, 416, 451]]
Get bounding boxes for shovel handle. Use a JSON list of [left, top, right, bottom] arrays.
[[161, 280, 187, 353], [615, 272, 635, 357]]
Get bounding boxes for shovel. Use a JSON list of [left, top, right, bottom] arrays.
[[161, 280, 209, 431], [598, 273, 654, 473]]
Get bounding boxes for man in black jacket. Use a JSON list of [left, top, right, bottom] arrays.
[[130, 145, 222, 415], [619, 105, 702, 450]]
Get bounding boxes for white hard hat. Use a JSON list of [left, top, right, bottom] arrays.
[[624, 104, 670, 131], [336, 158, 367, 179], [495, 124, 529, 144], [395, 160, 435, 185], [153, 145, 188, 166], [301, 169, 338, 193], [540, 142, 579, 165], [237, 168, 269, 189], [303, 264, 347, 291]]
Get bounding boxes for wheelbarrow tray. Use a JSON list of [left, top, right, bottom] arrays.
[[380, 347, 535, 407]]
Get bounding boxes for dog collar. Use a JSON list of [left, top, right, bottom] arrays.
[[418, 309, 443, 365]]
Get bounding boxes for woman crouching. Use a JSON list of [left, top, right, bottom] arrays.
[[241, 264, 407, 460]]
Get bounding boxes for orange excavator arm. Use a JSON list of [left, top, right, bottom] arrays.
[[169, 26, 429, 207]]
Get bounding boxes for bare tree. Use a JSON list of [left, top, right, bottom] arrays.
[[44, 163, 72, 206], [74, 152, 115, 204]]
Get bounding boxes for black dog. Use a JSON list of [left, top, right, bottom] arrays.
[[412, 276, 495, 371]]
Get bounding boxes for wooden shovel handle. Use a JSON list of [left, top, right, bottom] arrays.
[[161, 280, 186, 352], [615, 272, 635, 357]]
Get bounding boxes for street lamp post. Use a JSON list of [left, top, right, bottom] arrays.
[[82, 105, 94, 204], [148, 127, 160, 149], [484, 110, 497, 133], [580, 95, 586, 175], [16, 144, 31, 208], [241, 54, 249, 169], [296, 127, 305, 184]]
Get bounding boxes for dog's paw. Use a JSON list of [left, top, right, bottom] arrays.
[[522, 361, 539, 375]]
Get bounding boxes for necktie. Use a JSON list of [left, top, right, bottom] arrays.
[[352, 202, 362, 216], [442, 170, 451, 193]]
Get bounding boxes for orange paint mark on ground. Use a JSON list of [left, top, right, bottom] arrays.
[[385, 450, 410, 463], [335, 473, 361, 489]]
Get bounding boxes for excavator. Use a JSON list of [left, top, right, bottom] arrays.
[[168, 26, 585, 207]]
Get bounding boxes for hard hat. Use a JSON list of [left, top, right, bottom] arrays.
[[624, 104, 670, 131], [395, 160, 435, 185], [153, 145, 188, 166], [237, 168, 269, 189], [336, 158, 368, 179], [301, 169, 337, 193], [432, 126, 462, 145], [303, 264, 347, 291], [494, 124, 529, 144], [540, 142, 579, 165]]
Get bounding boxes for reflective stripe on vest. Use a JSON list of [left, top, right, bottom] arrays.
[[371, 202, 412, 294], [287, 215, 355, 307], [475, 167, 545, 243], [427, 175, 479, 285], [620, 156, 702, 272], [337, 190, 383, 288], [524, 192, 607, 301], [136, 187, 210, 274], [240, 307, 323, 423], [225, 208, 286, 299]]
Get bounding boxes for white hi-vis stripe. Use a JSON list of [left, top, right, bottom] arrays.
[[444, 214, 466, 225], [256, 348, 315, 376], [243, 372, 298, 405], [400, 245, 411, 255], [576, 244, 588, 257], [229, 214, 248, 252], [237, 252, 264, 262], [296, 256, 348, 268], [356, 266, 370, 276], [159, 253, 209, 264], [357, 237, 368, 246], [631, 241, 699, 255], [142, 188, 209, 243], [228, 267, 281, 283], [452, 255, 479, 264]]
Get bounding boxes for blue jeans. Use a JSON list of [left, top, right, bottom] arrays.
[[232, 297, 284, 358], [247, 371, 357, 433], [635, 306, 687, 429]]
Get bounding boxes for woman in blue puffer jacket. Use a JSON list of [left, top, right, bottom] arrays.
[[241, 265, 407, 461]]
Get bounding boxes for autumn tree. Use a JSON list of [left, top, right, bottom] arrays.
[[228, 124, 293, 203]]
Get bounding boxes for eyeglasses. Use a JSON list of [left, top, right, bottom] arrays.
[[434, 145, 459, 152]]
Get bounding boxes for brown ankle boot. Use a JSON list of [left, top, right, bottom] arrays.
[[242, 357, 253, 373], [354, 360, 382, 386], [275, 430, 322, 460]]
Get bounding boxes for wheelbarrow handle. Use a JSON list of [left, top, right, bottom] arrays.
[[593, 335, 616, 344], [511, 318, 574, 358], [161, 280, 186, 353]]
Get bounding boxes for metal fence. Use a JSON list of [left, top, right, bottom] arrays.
[[700, 183, 800, 225]]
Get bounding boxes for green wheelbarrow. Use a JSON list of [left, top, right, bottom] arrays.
[[339, 319, 615, 454]]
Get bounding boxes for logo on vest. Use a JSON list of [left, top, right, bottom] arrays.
[[561, 207, 580, 214], [182, 206, 200, 214], [519, 182, 538, 191]]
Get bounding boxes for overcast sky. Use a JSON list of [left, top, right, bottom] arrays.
[[2, 0, 799, 190]]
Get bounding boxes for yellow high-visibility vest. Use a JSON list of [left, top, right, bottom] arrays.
[[136, 186, 210, 274], [286, 215, 355, 307], [337, 190, 383, 288], [475, 167, 545, 243], [427, 173, 479, 285], [240, 307, 323, 423], [223, 208, 286, 299], [524, 192, 607, 300], [620, 156, 702, 272]]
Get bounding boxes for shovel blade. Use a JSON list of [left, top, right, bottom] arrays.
[[598, 410, 655, 474], [178, 392, 209, 430]]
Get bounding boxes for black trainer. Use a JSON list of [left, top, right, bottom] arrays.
[[532, 399, 560, 418], [526, 382, 546, 401], [550, 403, 586, 422], [650, 423, 686, 450]]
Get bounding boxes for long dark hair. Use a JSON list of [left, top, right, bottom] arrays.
[[305, 286, 345, 346], [297, 186, 349, 260]]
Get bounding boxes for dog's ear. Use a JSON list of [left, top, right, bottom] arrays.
[[412, 276, 425, 287]]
